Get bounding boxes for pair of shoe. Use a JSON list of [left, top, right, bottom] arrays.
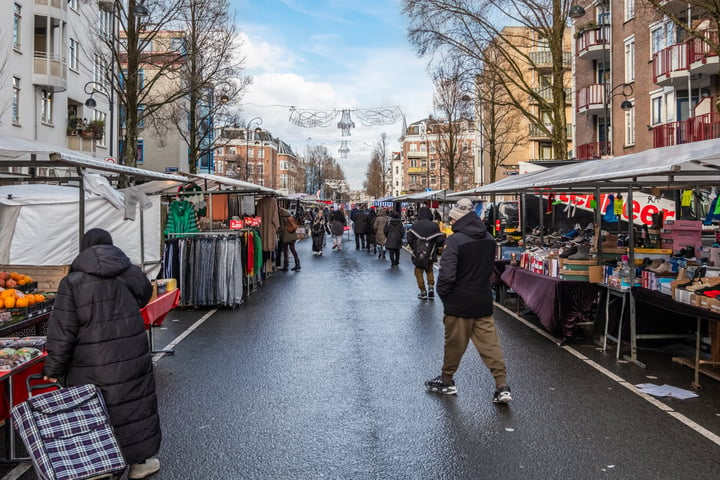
[[291, 265, 301, 271], [427, 289, 434, 299], [128, 458, 160, 479], [279, 266, 289, 272], [424, 376, 513, 404], [418, 290, 427, 299]]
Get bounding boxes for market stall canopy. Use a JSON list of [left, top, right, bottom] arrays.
[[395, 189, 455, 201], [0, 134, 190, 182], [454, 137, 720, 195], [180, 172, 281, 195]]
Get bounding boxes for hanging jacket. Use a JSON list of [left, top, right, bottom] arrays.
[[164, 200, 200, 236]]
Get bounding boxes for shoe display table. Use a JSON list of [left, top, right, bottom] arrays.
[[500, 266, 601, 341]]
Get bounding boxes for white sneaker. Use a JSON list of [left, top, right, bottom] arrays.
[[128, 458, 160, 479]]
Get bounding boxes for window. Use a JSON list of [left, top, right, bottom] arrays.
[[624, 37, 635, 83], [41, 89, 53, 124], [409, 144, 417, 152], [650, 21, 676, 55], [280, 160, 289, 170], [12, 77, 20, 124], [420, 143, 426, 152], [248, 163, 254, 176], [624, 0, 635, 21], [94, 111, 107, 147], [137, 105, 145, 128], [624, 103, 636, 146], [248, 147, 254, 158], [170, 38, 186, 54], [68, 0, 78, 9], [651, 96, 663, 125], [430, 143, 436, 153], [13, 4, 20, 50], [69, 39, 79, 71], [137, 140, 144, 164], [257, 148, 264, 159], [280, 174, 289, 189]]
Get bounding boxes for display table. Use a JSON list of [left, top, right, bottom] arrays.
[[500, 266, 601, 340], [141, 289, 180, 355], [632, 287, 720, 388], [0, 353, 47, 462]]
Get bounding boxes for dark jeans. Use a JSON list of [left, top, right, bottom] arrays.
[[355, 232, 366, 249], [281, 240, 299, 267], [388, 248, 400, 265]]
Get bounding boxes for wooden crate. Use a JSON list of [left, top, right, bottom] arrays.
[[0, 265, 70, 293]]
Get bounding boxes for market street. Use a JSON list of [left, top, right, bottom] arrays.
[[4, 235, 720, 479]]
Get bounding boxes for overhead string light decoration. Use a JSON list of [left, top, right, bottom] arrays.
[[288, 105, 403, 155]]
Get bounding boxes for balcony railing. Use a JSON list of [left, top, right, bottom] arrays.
[[689, 30, 719, 65], [652, 112, 720, 148], [576, 84, 606, 112], [652, 43, 689, 83], [530, 87, 572, 103], [529, 124, 573, 139], [529, 50, 572, 69], [576, 142, 610, 160], [575, 26, 609, 56]]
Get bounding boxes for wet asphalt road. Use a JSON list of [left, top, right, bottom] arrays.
[[5, 234, 720, 479]]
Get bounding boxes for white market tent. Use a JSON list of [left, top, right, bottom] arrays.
[[0, 134, 189, 275]]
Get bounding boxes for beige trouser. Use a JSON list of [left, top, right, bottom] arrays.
[[442, 314, 507, 387], [414, 265, 434, 292]]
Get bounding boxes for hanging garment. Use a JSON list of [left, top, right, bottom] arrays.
[[604, 195, 618, 223], [165, 201, 200, 236]]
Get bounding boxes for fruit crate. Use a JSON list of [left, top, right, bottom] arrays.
[[5, 297, 55, 322], [15, 282, 38, 294]]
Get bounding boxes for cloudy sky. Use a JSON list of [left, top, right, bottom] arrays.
[[231, 0, 436, 190]]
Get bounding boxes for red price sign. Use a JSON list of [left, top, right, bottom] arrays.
[[230, 219, 244, 230]]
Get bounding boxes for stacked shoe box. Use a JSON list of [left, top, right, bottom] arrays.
[[660, 219, 703, 255], [559, 258, 597, 281]]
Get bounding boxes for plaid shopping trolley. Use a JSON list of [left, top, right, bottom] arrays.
[[10, 376, 126, 480]]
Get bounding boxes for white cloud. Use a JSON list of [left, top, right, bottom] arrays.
[[236, 24, 436, 190]]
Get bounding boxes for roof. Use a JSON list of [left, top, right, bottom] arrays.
[[451, 138, 720, 196], [0, 134, 190, 182]]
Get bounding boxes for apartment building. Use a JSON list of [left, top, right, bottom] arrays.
[[1, 0, 115, 161], [476, 26, 574, 186], [214, 127, 302, 195], [572, 1, 720, 160], [389, 151, 403, 197], [399, 118, 476, 194]]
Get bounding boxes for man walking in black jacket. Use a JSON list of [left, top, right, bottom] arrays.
[[407, 206, 444, 299], [424, 198, 512, 404]]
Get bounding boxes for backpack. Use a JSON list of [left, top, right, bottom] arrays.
[[286, 215, 298, 233], [409, 229, 444, 269]]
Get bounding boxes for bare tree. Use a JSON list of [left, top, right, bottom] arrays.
[[403, 0, 573, 160], [363, 151, 384, 198], [373, 132, 389, 196], [161, 0, 252, 174], [304, 144, 347, 200], [431, 61, 475, 190], [476, 53, 527, 184]]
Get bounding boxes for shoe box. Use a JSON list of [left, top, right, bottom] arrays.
[[660, 219, 702, 255]]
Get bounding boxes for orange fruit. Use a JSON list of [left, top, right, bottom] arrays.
[[15, 297, 28, 308], [9, 272, 19, 281], [4, 296, 15, 309], [35, 294, 45, 303]]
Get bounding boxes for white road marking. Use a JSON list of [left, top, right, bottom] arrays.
[[495, 303, 720, 447]]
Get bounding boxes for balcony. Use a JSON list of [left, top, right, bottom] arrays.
[[575, 26, 609, 62], [407, 166, 426, 174], [67, 135, 95, 153], [652, 112, 720, 148], [529, 124, 573, 139], [576, 84, 606, 116], [406, 150, 428, 158], [688, 31, 719, 78], [576, 142, 611, 160], [652, 43, 689, 86], [530, 87, 572, 104], [529, 50, 572, 70]]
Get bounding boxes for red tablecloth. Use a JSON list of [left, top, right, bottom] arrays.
[[0, 354, 47, 419], [141, 289, 180, 329]]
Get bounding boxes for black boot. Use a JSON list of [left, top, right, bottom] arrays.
[[280, 265, 289, 272], [291, 262, 301, 271]]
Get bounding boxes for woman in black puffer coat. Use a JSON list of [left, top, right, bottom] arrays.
[[43, 228, 161, 479]]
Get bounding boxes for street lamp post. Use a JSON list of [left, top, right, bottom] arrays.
[[245, 117, 263, 182], [84, 81, 113, 157]]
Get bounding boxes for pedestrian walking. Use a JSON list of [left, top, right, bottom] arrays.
[[278, 207, 301, 271], [352, 205, 368, 250], [384, 210, 404, 267], [42, 228, 162, 479], [311, 209, 330, 255], [424, 198, 512, 404], [407, 206, 445, 300], [329, 207, 347, 251], [373, 208, 389, 259], [365, 207, 377, 253]]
